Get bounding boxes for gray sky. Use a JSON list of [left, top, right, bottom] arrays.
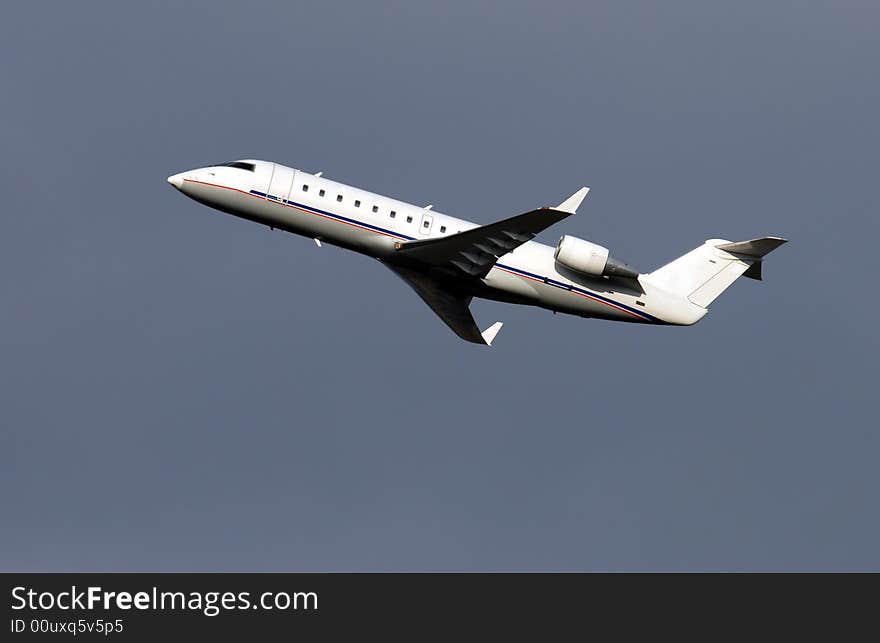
[[1, 0, 877, 571]]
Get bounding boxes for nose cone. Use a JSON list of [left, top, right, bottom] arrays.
[[166, 173, 185, 190]]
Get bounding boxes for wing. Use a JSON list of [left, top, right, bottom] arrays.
[[384, 263, 502, 345], [393, 187, 589, 278]]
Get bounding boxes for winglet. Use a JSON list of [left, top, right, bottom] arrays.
[[481, 321, 504, 347], [556, 187, 590, 214], [715, 237, 787, 281]]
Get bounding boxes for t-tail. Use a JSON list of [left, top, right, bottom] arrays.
[[643, 236, 787, 312]]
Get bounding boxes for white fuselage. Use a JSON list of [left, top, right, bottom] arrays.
[[167, 160, 707, 326]]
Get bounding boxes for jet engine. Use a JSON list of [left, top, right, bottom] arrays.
[[554, 235, 639, 279]]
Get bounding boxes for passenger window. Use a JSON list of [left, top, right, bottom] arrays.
[[390, 211, 396, 218], [337, 195, 343, 202], [319, 189, 325, 197], [354, 200, 361, 207], [302, 185, 309, 192], [372, 205, 378, 213], [423, 221, 429, 228], [440, 225, 446, 233], [406, 216, 413, 223]]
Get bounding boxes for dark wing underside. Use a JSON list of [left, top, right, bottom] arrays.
[[392, 207, 573, 278], [384, 263, 487, 344], [382, 188, 588, 344]]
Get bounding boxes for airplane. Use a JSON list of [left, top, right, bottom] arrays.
[[167, 159, 786, 346]]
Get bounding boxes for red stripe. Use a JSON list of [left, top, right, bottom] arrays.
[[495, 266, 646, 320], [183, 178, 405, 240]]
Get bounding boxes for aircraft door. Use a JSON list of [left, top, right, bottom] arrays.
[[267, 164, 296, 204], [419, 212, 434, 236]]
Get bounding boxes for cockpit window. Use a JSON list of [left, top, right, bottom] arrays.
[[218, 161, 256, 172]]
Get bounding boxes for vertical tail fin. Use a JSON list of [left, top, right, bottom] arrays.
[[644, 237, 787, 307]]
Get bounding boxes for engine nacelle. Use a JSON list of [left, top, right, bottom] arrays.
[[555, 235, 609, 275], [554, 235, 639, 279]]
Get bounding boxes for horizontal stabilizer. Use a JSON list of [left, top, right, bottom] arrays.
[[716, 237, 787, 258]]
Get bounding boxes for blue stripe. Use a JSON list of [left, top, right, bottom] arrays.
[[251, 190, 416, 240], [495, 263, 661, 322], [251, 188, 661, 323]]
